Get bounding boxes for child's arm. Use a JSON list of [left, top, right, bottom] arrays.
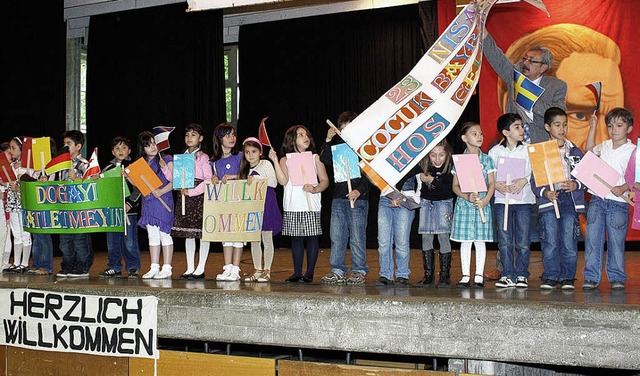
[[611, 183, 630, 197], [586, 114, 598, 152], [272, 152, 289, 186], [159, 157, 173, 181], [186, 154, 212, 197]]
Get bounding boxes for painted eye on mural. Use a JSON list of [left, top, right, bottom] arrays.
[[567, 111, 589, 123]]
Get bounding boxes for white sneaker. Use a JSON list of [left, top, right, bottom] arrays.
[[216, 264, 233, 281], [495, 276, 515, 288], [154, 265, 172, 279], [225, 265, 241, 281], [142, 264, 160, 279]]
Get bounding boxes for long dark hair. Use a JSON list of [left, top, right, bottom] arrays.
[[137, 131, 161, 173], [280, 125, 316, 155], [419, 138, 453, 174], [238, 138, 263, 179], [211, 122, 238, 161]]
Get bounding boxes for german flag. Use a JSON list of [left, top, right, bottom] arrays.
[[45, 152, 72, 175]]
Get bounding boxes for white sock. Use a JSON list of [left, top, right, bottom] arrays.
[[250, 241, 262, 271], [460, 241, 472, 279], [262, 231, 274, 270], [184, 238, 196, 274], [474, 241, 486, 280], [193, 240, 210, 275], [21, 244, 31, 267]]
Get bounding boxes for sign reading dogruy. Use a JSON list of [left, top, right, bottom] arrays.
[[0, 289, 159, 359], [202, 179, 268, 242]]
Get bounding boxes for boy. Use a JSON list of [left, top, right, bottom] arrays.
[[583, 108, 635, 290], [488, 113, 536, 289], [319, 111, 370, 285], [532, 107, 586, 290], [56, 130, 92, 278], [98, 136, 141, 278]]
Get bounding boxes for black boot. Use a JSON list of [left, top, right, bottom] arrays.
[[416, 249, 434, 287], [438, 252, 452, 287]]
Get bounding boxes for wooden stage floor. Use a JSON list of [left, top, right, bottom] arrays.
[[4, 246, 640, 306]]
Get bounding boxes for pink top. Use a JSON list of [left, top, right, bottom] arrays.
[[624, 150, 640, 230], [187, 150, 212, 197]]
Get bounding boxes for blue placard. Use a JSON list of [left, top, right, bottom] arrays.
[[331, 144, 361, 183], [173, 154, 195, 189]]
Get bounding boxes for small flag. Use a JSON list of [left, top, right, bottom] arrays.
[[83, 147, 101, 180], [513, 70, 545, 112], [586, 81, 602, 112], [258, 117, 272, 147], [45, 152, 72, 175], [0, 152, 16, 182], [153, 126, 175, 152]]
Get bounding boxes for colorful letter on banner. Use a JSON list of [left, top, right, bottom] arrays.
[[338, 0, 548, 191], [20, 177, 126, 234], [202, 179, 268, 242], [0, 288, 159, 359]]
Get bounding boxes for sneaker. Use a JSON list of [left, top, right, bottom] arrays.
[[610, 281, 625, 290], [67, 270, 89, 278], [99, 268, 122, 277], [515, 276, 528, 288], [128, 269, 139, 278], [582, 280, 600, 290], [396, 277, 409, 285], [346, 271, 366, 285], [56, 269, 71, 278], [540, 279, 558, 290], [376, 276, 393, 286], [216, 264, 233, 281], [561, 279, 575, 290], [224, 265, 240, 281], [142, 265, 160, 279], [321, 272, 346, 285], [495, 276, 515, 288], [153, 265, 172, 280]]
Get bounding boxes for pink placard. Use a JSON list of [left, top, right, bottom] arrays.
[[571, 150, 621, 199], [452, 154, 487, 193], [287, 151, 318, 186], [495, 156, 526, 200]]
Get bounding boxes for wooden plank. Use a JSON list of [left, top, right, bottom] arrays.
[[278, 360, 452, 376], [7, 346, 128, 376], [130, 350, 275, 376], [0, 346, 5, 376]]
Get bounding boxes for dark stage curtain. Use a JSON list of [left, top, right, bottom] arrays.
[[86, 4, 226, 167], [238, 3, 438, 249], [0, 0, 65, 141]]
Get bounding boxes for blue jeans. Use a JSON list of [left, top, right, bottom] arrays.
[[59, 233, 92, 273], [31, 234, 53, 273], [538, 194, 580, 281], [377, 196, 415, 279], [106, 214, 141, 272], [495, 203, 531, 280], [329, 198, 369, 277], [584, 196, 629, 283]]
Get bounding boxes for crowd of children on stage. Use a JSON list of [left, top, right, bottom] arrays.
[[0, 106, 637, 291]]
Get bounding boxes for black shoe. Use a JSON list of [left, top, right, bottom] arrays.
[[301, 277, 313, 283], [128, 269, 139, 278], [473, 274, 484, 288], [285, 274, 302, 283], [376, 276, 393, 286], [456, 275, 471, 288], [179, 273, 192, 280], [189, 273, 205, 280], [2, 265, 17, 274], [396, 277, 409, 285]]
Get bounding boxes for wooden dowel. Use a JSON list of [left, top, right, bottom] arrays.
[[345, 159, 355, 209], [140, 175, 171, 212], [544, 160, 561, 219], [469, 174, 486, 224], [503, 173, 511, 232], [300, 165, 313, 211], [181, 167, 186, 216], [593, 174, 635, 207]]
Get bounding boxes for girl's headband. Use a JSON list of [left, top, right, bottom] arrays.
[[242, 137, 263, 153], [12, 137, 23, 148]]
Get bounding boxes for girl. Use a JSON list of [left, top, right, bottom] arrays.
[[488, 113, 536, 289], [0, 142, 11, 272], [211, 123, 244, 281], [239, 137, 282, 282], [172, 124, 213, 280], [417, 139, 454, 288], [273, 125, 329, 283], [450, 122, 495, 288], [136, 131, 175, 279], [2, 137, 32, 274]]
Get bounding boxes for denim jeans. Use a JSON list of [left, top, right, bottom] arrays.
[[538, 193, 580, 281], [106, 214, 141, 272], [495, 203, 531, 280], [31, 233, 53, 272], [59, 233, 91, 273], [329, 198, 369, 277], [377, 196, 415, 279], [584, 196, 629, 283]]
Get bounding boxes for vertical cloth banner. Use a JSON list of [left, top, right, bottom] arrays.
[[0, 288, 159, 359], [339, 0, 521, 190], [201, 179, 268, 242]]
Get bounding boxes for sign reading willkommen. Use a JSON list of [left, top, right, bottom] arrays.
[[0, 289, 159, 359], [202, 179, 268, 242]]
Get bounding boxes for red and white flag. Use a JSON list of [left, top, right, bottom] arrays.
[[258, 117, 272, 147], [153, 126, 175, 152], [83, 148, 101, 180], [586, 81, 602, 112]]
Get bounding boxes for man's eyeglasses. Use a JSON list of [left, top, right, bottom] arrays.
[[522, 56, 544, 65]]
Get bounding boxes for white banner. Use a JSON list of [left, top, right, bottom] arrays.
[[340, 0, 500, 190], [0, 289, 159, 359]]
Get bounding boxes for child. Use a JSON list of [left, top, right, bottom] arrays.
[[417, 139, 454, 288], [3, 137, 32, 274], [173, 124, 212, 280], [583, 108, 635, 290], [136, 131, 174, 279], [451, 122, 495, 288], [0, 142, 12, 271], [488, 113, 536, 289], [240, 137, 282, 282], [99, 136, 142, 278], [319, 111, 370, 285], [273, 125, 329, 283], [211, 123, 244, 281], [56, 130, 92, 278], [532, 107, 585, 290]]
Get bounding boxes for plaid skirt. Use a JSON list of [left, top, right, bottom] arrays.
[[282, 211, 322, 236]]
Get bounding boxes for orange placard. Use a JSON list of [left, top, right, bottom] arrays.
[[527, 140, 565, 187], [124, 157, 163, 196]]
